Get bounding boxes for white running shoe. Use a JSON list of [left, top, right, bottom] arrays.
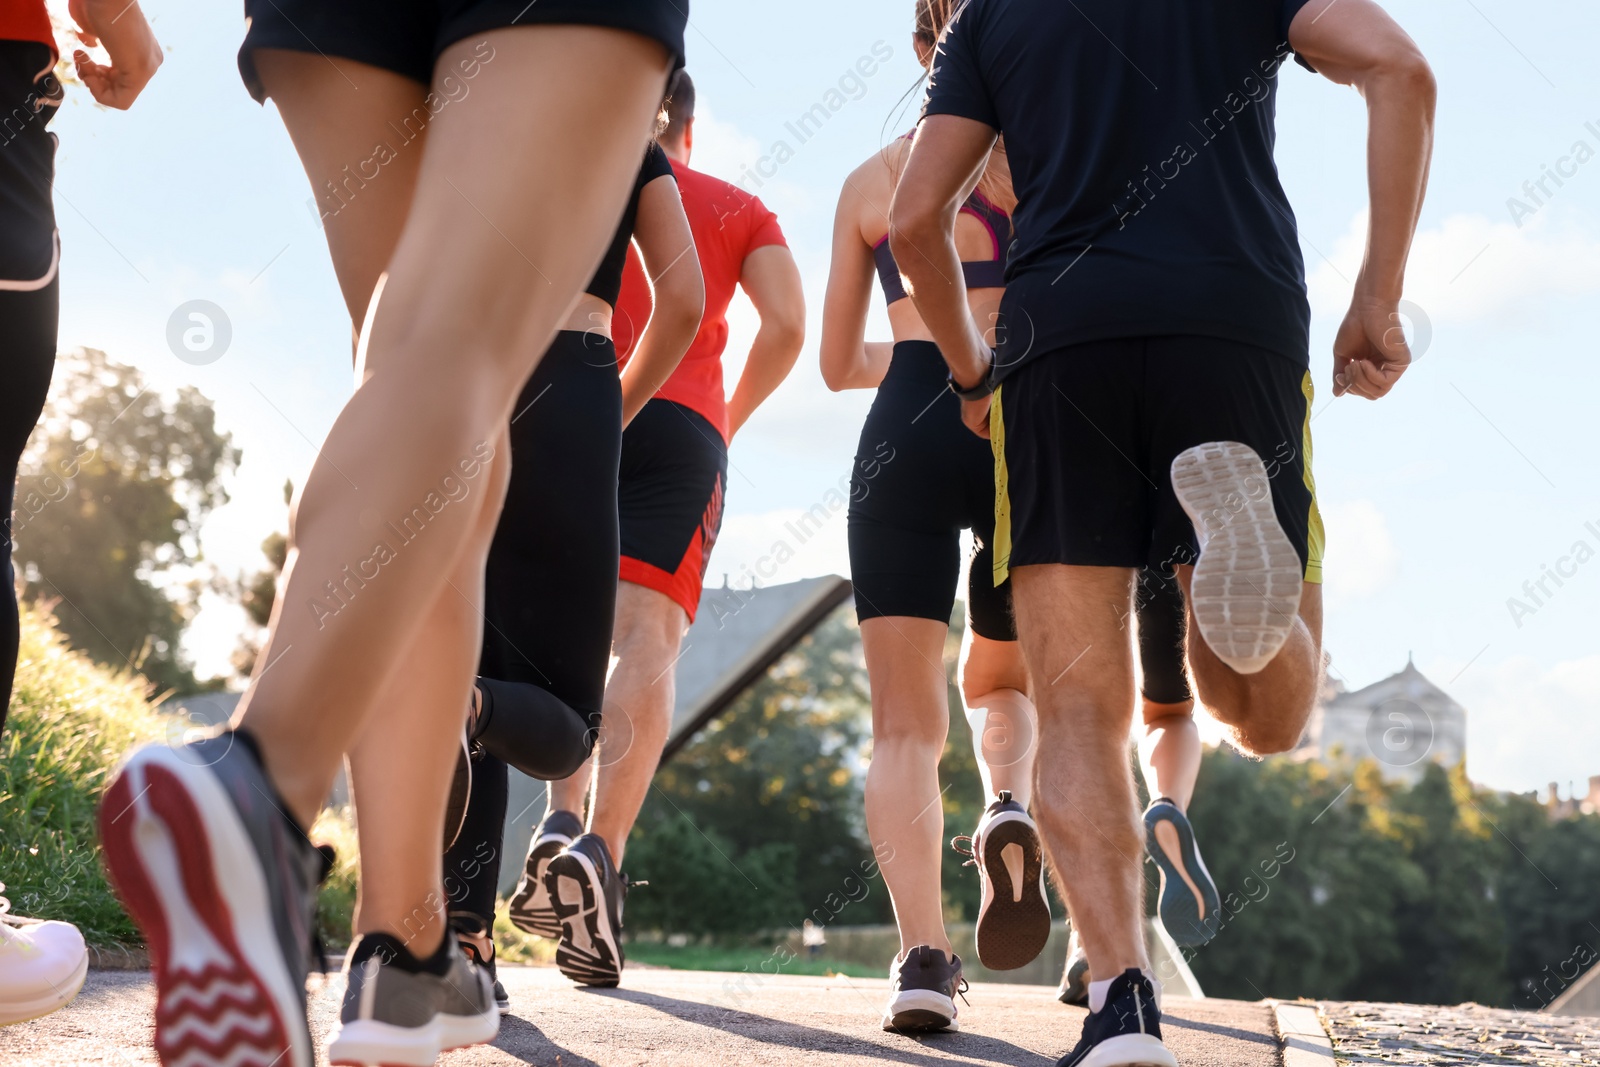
[[0, 887, 89, 1026], [1171, 441, 1304, 674]]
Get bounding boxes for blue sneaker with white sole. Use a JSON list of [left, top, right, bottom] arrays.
[[1058, 968, 1176, 1067], [1144, 798, 1221, 947]]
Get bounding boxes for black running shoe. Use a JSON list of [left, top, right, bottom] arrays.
[[543, 833, 627, 987], [98, 732, 322, 1067], [956, 790, 1051, 971], [1144, 798, 1221, 947], [507, 809, 584, 938], [1058, 929, 1089, 1007], [1058, 969, 1176, 1067], [451, 912, 509, 1011], [882, 945, 965, 1033], [327, 932, 498, 1066], [443, 726, 472, 852]]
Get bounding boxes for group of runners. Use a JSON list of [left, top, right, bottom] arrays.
[[0, 0, 1435, 1065]]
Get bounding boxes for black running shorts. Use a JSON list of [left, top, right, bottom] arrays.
[[618, 398, 728, 623], [848, 341, 1016, 642], [238, 0, 687, 102], [991, 336, 1323, 587]]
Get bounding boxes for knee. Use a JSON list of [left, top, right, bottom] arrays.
[[871, 703, 947, 753]]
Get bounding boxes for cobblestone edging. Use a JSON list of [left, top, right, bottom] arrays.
[[1320, 1001, 1600, 1065]]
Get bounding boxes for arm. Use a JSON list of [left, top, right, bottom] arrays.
[[819, 178, 894, 392], [70, 0, 162, 109], [621, 176, 705, 425], [889, 114, 998, 432], [725, 244, 805, 438], [1291, 0, 1436, 400]]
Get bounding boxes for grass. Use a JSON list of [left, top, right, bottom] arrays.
[[1, 605, 166, 948], [623, 941, 879, 978]]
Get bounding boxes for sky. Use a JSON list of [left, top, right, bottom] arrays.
[[37, 0, 1600, 796]]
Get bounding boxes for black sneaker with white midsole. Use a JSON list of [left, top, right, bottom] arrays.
[[543, 833, 627, 987], [882, 945, 965, 1033], [1144, 798, 1221, 948], [968, 791, 1051, 971], [97, 731, 322, 1067], [1058, 929, 1089, 1006], [1058, 969, 1177, 1067], [507, 809, 584, 938], [327, 932, 498, 1067]]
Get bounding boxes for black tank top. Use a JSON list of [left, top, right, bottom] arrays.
[[586, 143, 676, 307]]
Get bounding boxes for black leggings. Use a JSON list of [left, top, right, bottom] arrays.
[[1, 40, 62, 739], [1136, 566, 1193, 706], [444, 329, 622, 927]]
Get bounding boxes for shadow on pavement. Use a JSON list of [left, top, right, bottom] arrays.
[[492, 1010, 605, 1066], [588, 987, 1059, 1066], [1161, 1011, 1278, 1050]]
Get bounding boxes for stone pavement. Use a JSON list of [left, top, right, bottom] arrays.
[[1, 965, 1281, 1067], [1320, 1000, 1600, 1065]]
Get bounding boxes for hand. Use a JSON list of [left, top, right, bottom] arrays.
[[1332, 294, 1411, 399], [961, 396, 992, 439], [70, 0, 162, 109]]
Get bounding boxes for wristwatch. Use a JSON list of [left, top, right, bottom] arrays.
[[947, 367, 994, 401]]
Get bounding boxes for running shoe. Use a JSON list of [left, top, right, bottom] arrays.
[[1058, 968, 1176, 1067], [450, 912, 509, 1011], [443, 726, 471, 852], [1144, 798, 1221, 948], [326, 932, 498, 1067], [0, 886, 89, 1025], [882, 945, 966, 1033], [507, 809, 584, 939], [542, 833, 627, 987], [1171, 441, 1304, 675], [1057, 928, 1090, 1007], [98, 731, 321, 1067], [955, 790, 1051, 971]]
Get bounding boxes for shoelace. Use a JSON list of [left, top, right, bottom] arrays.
[[950, 835, 979, 868]]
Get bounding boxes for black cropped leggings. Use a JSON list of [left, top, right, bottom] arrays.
[[444, 329, 622, 928]]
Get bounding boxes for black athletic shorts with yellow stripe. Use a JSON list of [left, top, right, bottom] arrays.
[[990, 336, 1324, 587]]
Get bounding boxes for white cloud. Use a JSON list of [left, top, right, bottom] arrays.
[[1319, 498, 1399, 605], [1308, 210, 1600, 325], [1447, 652, 1600, 794]]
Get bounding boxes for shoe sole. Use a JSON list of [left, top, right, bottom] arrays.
[[882, 988, 959, 1033], [507, 832, 572, 939], [98, 745, 308, 1067], [1171, 442, 1303, 675], [974, 811, 1051, 971], [1070, 1032, 1179, 1067], [1058, 952, 1090, 1006], [0, 949, 88, 1024], [329, 1007, 500, 1067], [544, 850, 622, 987], [1146, 805, 1222, 948]]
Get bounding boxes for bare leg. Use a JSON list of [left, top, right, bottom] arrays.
[[958, 630, 1036, 806], [1012, 565, 1147, 981], [861, 616, 954, 959], [585, 582, 686, 865], [1179, 566, 1324, 756], [548, 749, 598, 825], [1139, 699, 1200, 811], [234, 30, 673, 956]]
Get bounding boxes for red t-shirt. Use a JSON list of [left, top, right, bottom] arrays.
[[614, 158, 787, 441], [0, 0, 55, 55]]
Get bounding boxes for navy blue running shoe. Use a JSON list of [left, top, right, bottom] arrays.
[[1144, 798, 1221, 947], [1058, 969, 1176, 1067]]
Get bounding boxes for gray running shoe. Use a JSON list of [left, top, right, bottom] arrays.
[[451, 912, 509, 1012], [507, 809, 584, 939], [327, 933, 498, 1066], [882, 945, 966, 1033], [543, 833, 627, 986], [98, 731, 321, 1067]]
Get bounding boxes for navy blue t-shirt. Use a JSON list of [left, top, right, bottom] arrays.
[[924, 0, 1317, 380]]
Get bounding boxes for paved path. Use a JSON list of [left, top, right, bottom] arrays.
[[2, 966, 1281, 1066], [1321, 1000, 1600, 1065]]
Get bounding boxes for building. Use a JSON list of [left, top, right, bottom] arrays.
[[1295, 656, 1468, 784]]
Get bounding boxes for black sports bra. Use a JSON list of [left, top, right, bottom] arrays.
[[587, 143, 676, 307], [873, 186, 1011, 305]]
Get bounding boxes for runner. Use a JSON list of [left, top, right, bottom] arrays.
[[892, 0, 1434, 1063], [0, 0, 159, 1028], [505, 71, 807, 988], [442, 131, 704, 1008], [96, 4, 687, 1066]]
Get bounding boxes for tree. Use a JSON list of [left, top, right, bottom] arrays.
[[12, 349, 241, 695], [231, 481, 291, 678]]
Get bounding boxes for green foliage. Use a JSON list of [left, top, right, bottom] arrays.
[[13, 348, 241, 696]]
